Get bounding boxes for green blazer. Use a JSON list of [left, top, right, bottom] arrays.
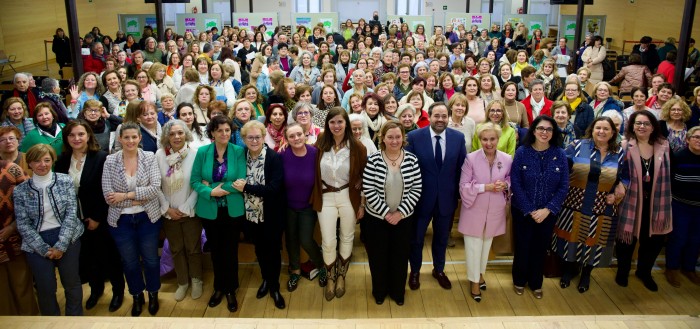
[[190, 142, 246, 220], [19, 123, 65, 157]]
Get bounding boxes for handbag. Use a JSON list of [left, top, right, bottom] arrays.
[[543, 248, 563, 278]]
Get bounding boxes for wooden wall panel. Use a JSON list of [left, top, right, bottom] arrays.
[[560, 0, 700, 52]]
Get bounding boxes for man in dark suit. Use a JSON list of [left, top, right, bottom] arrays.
[[405, 102, 467, 290]]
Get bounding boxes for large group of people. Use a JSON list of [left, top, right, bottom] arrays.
[[1, 13, 700, 317]]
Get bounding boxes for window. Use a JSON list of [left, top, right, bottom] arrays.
[[297, 0, 322, 12], [163, 3, 186, 26], [212, 1, 232, 25], [481, 0, 504, 24], [396, 0, 422, 15]]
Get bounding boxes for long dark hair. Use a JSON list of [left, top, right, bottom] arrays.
[[176, 102, 203, 137], [61, 120, 102, 154], [584, 117, 620, 152], [626, 110, 664, 144], [523, 115, 562, 148], [315, 107, 360, 152]]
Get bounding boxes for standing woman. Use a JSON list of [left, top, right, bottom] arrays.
[[190, 115, 246, 312], [135, 69, 160, 104], [463, 77, 488, 125], [291, 102, 321, 144], [472, 100, 516, 156], [192, 85, 216, 127], [281, 123, 328, 292], [176, 103, 211, 150], [155, 120, 203, 302], [510, 116, 569, 299], [362, 92, 390, 144], [552, 117, 626, 293], [100, 70, 123, 115], [666, 127, 700, 287], [55, 120, 125, 312], [14, 144, 84, 315], [233, 121, 286, 309], [362, 121, 422, 306], [551, 101, 577, 147], [78, 100, 121, 152], [102, 122, 162, 316], [581, 36, 606, 85], [459, 122, 512, 302], [311, 107, 366, 301], [615, 110, 672, 291], [447, 93, 476, 152], [501, 82, 529, 129], [229, 99, 255, 148], [562, 81, 594, 138]]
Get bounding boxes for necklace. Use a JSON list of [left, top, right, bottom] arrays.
[[385, 150, 403, 166], [642, 156, 651, 182], [333, 142, 344, 152]]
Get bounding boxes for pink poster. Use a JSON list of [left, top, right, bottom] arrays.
[[472, 16, 482, 24], [263, 18, 273, 26], [238, 18, 249, 28]]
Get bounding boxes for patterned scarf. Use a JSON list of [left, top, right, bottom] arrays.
[[266, 124, 285, 152], [617, 140, 673, 243], [244, 148, 266, 223], [164, 146, 189, 195], [362, 111, 388, 143]]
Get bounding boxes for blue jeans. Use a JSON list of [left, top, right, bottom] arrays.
[[666, 200, 700, 271], [109, 212, 162, 296], [25, 227, 83, 316]]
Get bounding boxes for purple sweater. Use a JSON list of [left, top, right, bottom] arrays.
[[281, 145, 317, 210]]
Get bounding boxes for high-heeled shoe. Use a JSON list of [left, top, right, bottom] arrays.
[[471, 282, 482, 303], [578, 265, 593, 293], [479, 281, 487, 290]]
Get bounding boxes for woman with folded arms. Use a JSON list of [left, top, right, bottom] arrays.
[[102, 122, 162, 317], [155, 120, 203, 302], [362, 121, 421, 306]]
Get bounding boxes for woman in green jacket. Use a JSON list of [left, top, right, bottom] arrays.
[[20, 102, 65, 157]]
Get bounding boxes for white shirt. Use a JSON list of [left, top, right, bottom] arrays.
[[530, 96, 545, 118], [429, 127, 446, 161], [35, 173, 61, 232], [320, 146, 351, 188]]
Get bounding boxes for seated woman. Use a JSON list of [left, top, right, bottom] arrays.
[[15, 144, 84, 315], [1, 98, 35, 145], [20, 103, 65, 157], [472, 100, 516, 156], [68, 72, 104, 119], [78, 99, 122, 153]]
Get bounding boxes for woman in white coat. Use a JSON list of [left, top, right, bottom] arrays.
[[581, 35, 607, 85]]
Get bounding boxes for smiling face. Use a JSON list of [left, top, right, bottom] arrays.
[[105, 72, 120, 91], [488, 103, 504, 123], [136, 72, 149, 87], [592, 119, 614, 146], [504, 84, 517, 101], [553, 106, 569, 126], [658, 87, 673, 102], [244, 127, 264, 154], [83, 105, 101, 122], [270, 108, 285, 128], [84, 74, 98, 90], [531, 84, 545, 101], [328, 114, 346, 139], [465, 79, 479, 96], [29, 153, 53, 176], [479, 129, 499, 154], [7, 101, 24, 122], [350, 120, 363, 139], [385, 97, 398, 115], [178, 106, 195, 127], [409, 95, 423, 110], [124, 83, 139, 101], [400, 110, 414, 128], [140, 106, 158, 127], [119, 127, 142, 152], [285, 125, 306, 149], [669, 103, 684, 122], [534, 120, 554, 145], [430, 105, 449, 134], [0, 132, 19, 154], [633, 89, 647, 106], [383, 127, 404, 152], [36, 107, 54, 127], [213, 123, 232, 145], [67, 125, 89, 152], [595, 85, 610, 101]]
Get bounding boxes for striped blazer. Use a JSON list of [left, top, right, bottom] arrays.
[[102, 149, 162, 227], [362, 150, 422, 219]]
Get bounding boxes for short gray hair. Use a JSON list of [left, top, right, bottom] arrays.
[[13, 72, 28, 83], [290, 102, 315, 122], [160, 119, 193, 149], [529, 79, 545, 92], [41, 78, 59, 93]]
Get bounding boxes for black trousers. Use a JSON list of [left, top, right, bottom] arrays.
[[511, 208, 556, 290], [362, 213, 412, 300], [79, 223, 125, 295], [615, 200, 666, 277], [202, 208, 243, 294], [244, 219, 283, 292]]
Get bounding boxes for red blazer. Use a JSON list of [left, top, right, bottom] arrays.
[[82, 55, 105, 74], [521, 95, 553, 125]]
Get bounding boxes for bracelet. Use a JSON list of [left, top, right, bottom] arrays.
[[70, 100, 77, 104]]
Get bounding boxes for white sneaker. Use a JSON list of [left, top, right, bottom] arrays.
[[175, 283, 189, 301], [191, 278, 203, 300]]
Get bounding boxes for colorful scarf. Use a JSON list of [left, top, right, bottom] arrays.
[[266, 124, 285, 152], [164, 146, 189, 196]]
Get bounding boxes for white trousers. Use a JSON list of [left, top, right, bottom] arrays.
[[317, 188, 356, 264], [463, 235, 493, 283]]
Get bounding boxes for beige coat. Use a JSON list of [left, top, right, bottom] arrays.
[[582, 45, 607, 85]]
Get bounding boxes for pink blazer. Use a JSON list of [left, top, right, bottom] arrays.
[[458, 149, 512, 238]]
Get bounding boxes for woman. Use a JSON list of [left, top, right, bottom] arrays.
[[660, 98, 691, 153], [348, 113, 378, 155], [192, 85, 216, 128], [52, 28, 71, 70], [136, 101, 162, 154], [233, 121, 286, 309], [615, 110, 672, 292], [459, 122, 512, 302], [78, 99, 121, 152], [229, 99, 254, 147], [99, 70, 123, 115], [149, 63, 177, 99], [14, 144, 83, 316], [473, 100, 516, 155], [384, 94, 399, 118], [191, 115, 245, 312], [557, 81, 592, 140], [581, 36, 607, 85], [281, 123, 328, 292], [1, 98, 35, 145], [551, 101, 576, 147], [648, 83, 675, 119], [341, 69, 371, 111], [176, 103, 210, 150], [395, 103, 418, 134], [463, 77, 488, 125], [239, 85, 266, 120], [433, 73, 458, 103], [311, 107, 366, 301], [511, 116, 569, 299], [485, 38, 506, 62], [68, 72, 103, 119], [502, 82, 529, 129], [207, 62, 236, 108], [20, 103, 65, 157], [553, 117, 626, 293], [623, 87, 652, 120], [405, 91, 430, 128], [610, 54, 652, 94], [291, 102, 321, 144], [335, 50, 355, 88], [173, 54, 195, 88], [362, 93, 390, 144], [127, 51, 145, 78], [290, 51, 320, 87], [166, 52, 181, 78], [537, 59, 564, 101], [134, 69, 160, 104], [590, 82, 622, 119], [447, 93, 476, 152], [268, 78, 297, 119], [0, 126, 31, 175], [362, 121, 421, 306], [577, 67, 596, 99], [55, 120, 124, 312], [124, 35, 140, 53], [666, 126, 700, 287], [646, 74, 667, 102], [264, 104, 288, 152], [478, 74, 500, 103], [102, 122, 162, 316], [155, 120, 203, 302]]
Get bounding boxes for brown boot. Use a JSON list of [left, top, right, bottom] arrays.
[[665, 269, 681, 288], [324, 262, 336, 301], [682, 270, 700, 285], [335, 255, 351, 298]]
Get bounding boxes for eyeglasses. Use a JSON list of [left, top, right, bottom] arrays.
[[565, 89, 578, 93], [245, 136, 262, 142], [634, 121, 652, 127], [86, 108, 101, 114], [689, 135, 700, 141], [535, 126, 554, 133], [297, 111, 311, 116], [0, 136, 17, 143], [670, 108, 684, 113]]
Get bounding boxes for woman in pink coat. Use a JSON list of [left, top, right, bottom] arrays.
[[458, 122, 512, 303]]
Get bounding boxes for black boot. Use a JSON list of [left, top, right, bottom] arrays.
[[148, 291, 159, 315], [578, 265, 593, 293], [131, 293, 145, 317], [560, 261, 576, 288], [109, 293, 124, 312]]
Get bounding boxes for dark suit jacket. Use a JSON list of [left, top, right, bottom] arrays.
[[55, 150, 109, 223], [405, 126, 466, 218], [242, 147, 286, 231]]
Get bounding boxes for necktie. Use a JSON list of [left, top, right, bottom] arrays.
[[435, 135, 443, 170]]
